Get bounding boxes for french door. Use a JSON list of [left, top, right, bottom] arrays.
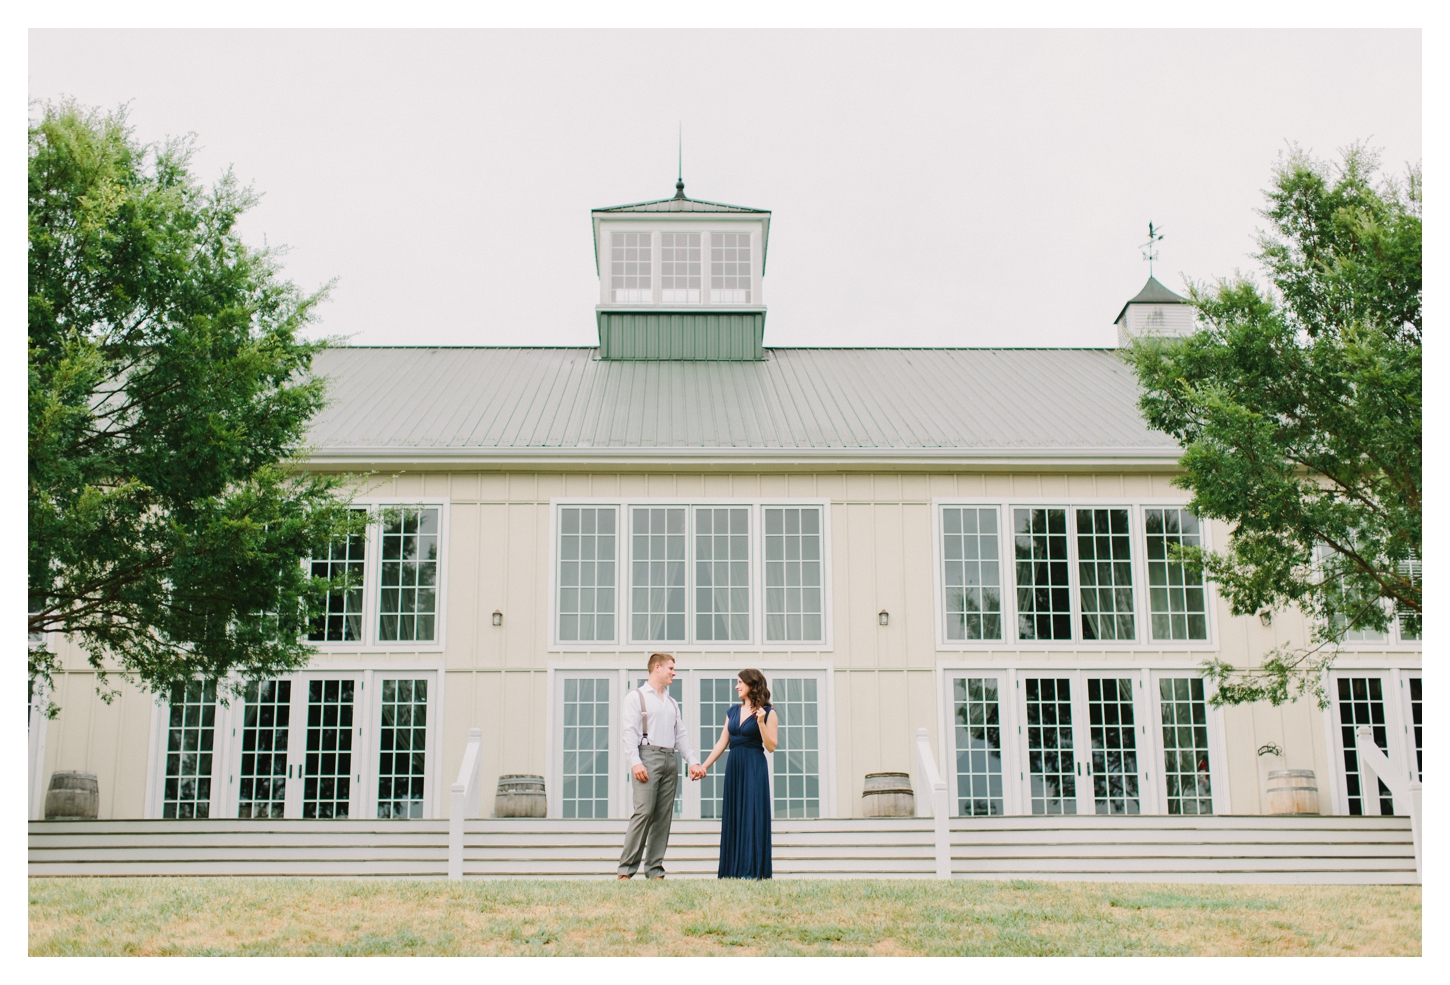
[[1014, 671, 1150, 815], [554, 667, 827, 820], [228, 670, 437, 820], [1329, 671, 1420, 816]]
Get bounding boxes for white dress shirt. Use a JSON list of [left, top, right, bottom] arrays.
[[622, 684, 699, 770]]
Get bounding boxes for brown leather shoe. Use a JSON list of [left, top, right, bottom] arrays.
[[649, 875, 664, 880], [618, 874, 630, 880]]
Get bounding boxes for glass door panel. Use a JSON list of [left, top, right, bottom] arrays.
[[162, 681, 218, 818], [772, 677, 820, 818], [561, 677, 611, 818], [699, 677, 735, 819], [951, 677, 1004, 816], [1404, 676, 1422, 781], [237, 680, 291, 818], [1335, 676, 1395, 815], [1022, 677, 1078, 814], [1157, 677, 1214, 814], [1086, 677, 1140, 814], [300, 678, 357, 819], [376, 678, 429, 818]]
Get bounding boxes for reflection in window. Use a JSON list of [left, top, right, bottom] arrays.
[[1144, 509, 1209, 640], [379, 507, 440, 642], [1086, 677, 1139, 814], [1159, 677, 1213, 814], [1014, 509, 1071, 640], [163, 681, 216, 818], [771, 677, 820, 818], [308, 510, 367, 642], [1336, 677, 1394, 816], [1077, 509, 1135, 640], [1025, 677, 1076, 814], [696, 507, 750, 641], [952, 678, 1003, 815], [561, 678, 610, 818], [942, 508, 1001, 640]]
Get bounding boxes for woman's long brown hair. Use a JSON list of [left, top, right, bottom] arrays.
[[738, 668, 771, 709]]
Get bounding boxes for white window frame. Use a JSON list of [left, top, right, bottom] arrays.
[[594, 221, 766, 309], [931, 498, 1218, 650], [145, 661, 445, 820], [307, 497, 450, 653], [1319, 661, 1421, 817], [545, 661, 836, 820], [934, 659, 1232, 817], [549, 498, 833, 652]]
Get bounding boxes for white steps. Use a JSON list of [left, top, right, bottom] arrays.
[[28, 814, 1417, 884]]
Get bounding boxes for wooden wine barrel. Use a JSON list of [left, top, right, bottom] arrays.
[[861, 772, 915, 817], [45, 771, 99, 820], [494, 774, 547, 818], [1266, 769, 1320, 815]]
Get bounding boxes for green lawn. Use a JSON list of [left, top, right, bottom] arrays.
[[29, 877, 1420, 956]]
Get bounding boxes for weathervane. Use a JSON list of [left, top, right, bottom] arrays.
[[674, 122, 685, 200], [1141, 221, 1164, 278]]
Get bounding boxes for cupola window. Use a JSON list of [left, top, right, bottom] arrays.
[[610, 232, 652, 303], [710, 232, 752, 304], [660, 232, 701, 303]]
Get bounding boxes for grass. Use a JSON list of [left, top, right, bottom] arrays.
[[28, 877, 1420, 956]]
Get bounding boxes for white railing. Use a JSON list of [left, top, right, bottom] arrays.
[[914, 726, 952, 878], [1355, 724, 1422, 882], [448, 727, 484, 880]]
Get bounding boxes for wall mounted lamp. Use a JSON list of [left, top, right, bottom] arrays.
[[1259, 610, 1272, 627], [878, 610, 889, 626], [492, 610, 503, 627]]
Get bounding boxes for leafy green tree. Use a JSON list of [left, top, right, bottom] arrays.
[[28, 101, 365, 710], [1126, 145, 1421, 708]]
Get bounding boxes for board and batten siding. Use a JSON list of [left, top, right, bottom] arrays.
[[36, 469, 1411, 820]]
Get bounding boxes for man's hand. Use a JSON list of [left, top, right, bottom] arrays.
[[632, 764, 649, 783], [689, 764, 706, 780]]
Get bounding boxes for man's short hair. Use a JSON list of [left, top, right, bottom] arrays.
[[647, 652, 675, 672]]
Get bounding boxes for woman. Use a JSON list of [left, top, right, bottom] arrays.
[[700, 668, 778, 879]]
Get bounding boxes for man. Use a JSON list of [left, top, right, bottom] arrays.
[[618, 652, 706, 880]]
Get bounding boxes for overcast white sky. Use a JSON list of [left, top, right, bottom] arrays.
[[28, 29, 1421, 349]]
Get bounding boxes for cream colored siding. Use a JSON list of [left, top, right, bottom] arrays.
[[36, 468, 1418, 820]]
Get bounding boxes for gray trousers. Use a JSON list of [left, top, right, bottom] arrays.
[[618, 744, 679, 877]]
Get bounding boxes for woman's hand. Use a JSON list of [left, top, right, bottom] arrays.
[[758, 708, 779, 753]]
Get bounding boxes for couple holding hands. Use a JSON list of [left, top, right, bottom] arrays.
[[618, 652, 776, 880]]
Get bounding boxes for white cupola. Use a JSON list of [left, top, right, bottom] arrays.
[[1115, 276, 1194, 347]]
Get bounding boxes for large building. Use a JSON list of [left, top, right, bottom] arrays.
[[29, 180, 1422, 878]]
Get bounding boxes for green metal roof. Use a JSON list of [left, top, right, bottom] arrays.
[[306, 346, 1181, 466]]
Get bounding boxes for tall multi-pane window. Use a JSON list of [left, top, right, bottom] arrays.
[[1144, 509, 1209, 640], [561, 678, 610, 818], [611, 232, 651, 303], [308, 512, 367, 642], [1086, 678, 1139, 814], [162, 681, 216, 818], [303, 679, 354, 819], [942, 508, 1002, 640], [377, 679, 428, 818], [696, 507, 750, 641], [238, 680, 290, 818], [379, 507, 439, 642], [699, 678, 734, 819], [771, 678, 820, 818], [1408, 676, 1422, 780], [1316, 543, 1388, 642], [660, 232, 701, 303], [1336, 677, 1394, 815], [1024, 677, 1076, 814], [1014, 509, 1071, 640], [952, 678, 1003, 816], [710, 232, 752, 303], [1076, 509, 1135, 640], [764, 507, 824, 642], [1158, 677, 1213, 814], [632, 507, 686, 641], [558, 507, 617, 642]]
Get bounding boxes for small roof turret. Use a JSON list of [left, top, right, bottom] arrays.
[[1114, 275, 1187, 325], [1114, 276, 1194, 347]]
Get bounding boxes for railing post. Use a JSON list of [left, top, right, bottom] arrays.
[[1355, 724, 1421, 882], [449, 727, 483, 882], [915, 727, 951, 879]]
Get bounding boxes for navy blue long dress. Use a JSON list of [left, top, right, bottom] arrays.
[[718, 704, 773, 879]]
